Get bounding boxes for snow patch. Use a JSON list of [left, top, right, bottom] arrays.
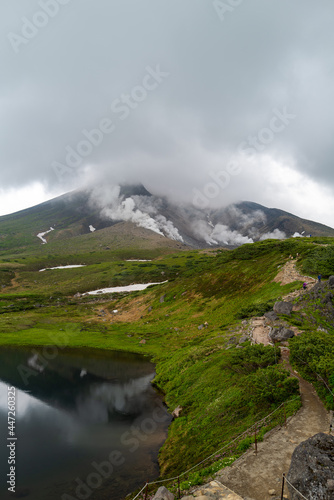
[[37, 227, 54, 244], [39, 265, 86, 272], [89, 225, 96, 232], [84, 281, 168, 296]]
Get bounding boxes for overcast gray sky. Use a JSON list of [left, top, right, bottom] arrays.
[[1, 0, 334, 226]]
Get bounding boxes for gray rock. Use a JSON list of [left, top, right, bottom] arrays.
[[160, 294, 166, 303], [148, 306, 153, 312], [287, 432, 334, 500], [321, 292, 333, 304], [152, 486, 174, 500], [198, 324, 204, 330], [239, 335, 248, 344], [317, 326, 329, 333], [227, 336, 238, 345], [269, 326, 295, 342], [328, 275, 334, 289], [172, 405, 182, 418], [273, 301, 293, 315], [264, 311, 279, 322]]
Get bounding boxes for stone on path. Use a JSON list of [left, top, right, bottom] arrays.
[[152, 485, 174, 500], [180, 480, 243, 499]]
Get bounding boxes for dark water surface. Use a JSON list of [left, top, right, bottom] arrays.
[[0, 347, 171, 500]]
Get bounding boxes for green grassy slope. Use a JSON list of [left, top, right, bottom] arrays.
[[0, 236, 333, 479]]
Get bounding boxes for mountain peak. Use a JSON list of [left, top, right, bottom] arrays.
[[1, 185, 334, 252]]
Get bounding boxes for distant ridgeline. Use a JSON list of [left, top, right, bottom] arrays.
[[0, 185, 334, 255]]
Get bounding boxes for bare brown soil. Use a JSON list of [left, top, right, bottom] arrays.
[[92, 294, 151, 323]]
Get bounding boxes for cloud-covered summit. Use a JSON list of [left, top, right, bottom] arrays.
[[2, 1, 334, 225], [84, 184, 334, 247]]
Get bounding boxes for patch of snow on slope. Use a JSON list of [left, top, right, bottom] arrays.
[[89, 225, 96, 232], [84, 281, 168, 295], [37, 227, 54, 244], [39, 265, 86, 272]]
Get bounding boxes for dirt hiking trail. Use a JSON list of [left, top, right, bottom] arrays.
[[183, 259, 330, 500], [216, 358, 329, 500], [252, 258, 315, 346]]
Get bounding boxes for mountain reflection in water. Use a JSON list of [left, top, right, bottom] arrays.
[[0, 347, 171, 500]]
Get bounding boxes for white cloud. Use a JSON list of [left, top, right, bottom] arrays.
[[0, 183, 65, 216], [1, 1, 334, 228]]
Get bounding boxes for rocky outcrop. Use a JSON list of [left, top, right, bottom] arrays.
[[264, 311, 278, 322], [273, 301, 293, 315], [239, 335, 248, 344], [180, 480, 243, 499], [287, 433, 334, 500], [328, 275, 334, 289], [321, 292, 333, 304], [153, 486, 174, 500], [269, 326, 295, 342]]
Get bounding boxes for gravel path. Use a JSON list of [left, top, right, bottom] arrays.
[[215, 261, 329, 499], [184, 260, 329, 500], [216, 357, 329, 499]]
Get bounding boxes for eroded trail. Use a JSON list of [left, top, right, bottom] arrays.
[[182, 260, 329, 500], [216, 261, 329, 499], [216, 360, 329, 500]]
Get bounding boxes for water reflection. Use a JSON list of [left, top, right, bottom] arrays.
[[0, 347, 171, 500]]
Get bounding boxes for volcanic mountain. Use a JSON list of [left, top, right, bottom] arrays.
[[1, 184, 334, 254]]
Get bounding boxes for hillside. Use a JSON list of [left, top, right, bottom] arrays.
[[1, 185, 334, 256], [1, 233, 334, 499]]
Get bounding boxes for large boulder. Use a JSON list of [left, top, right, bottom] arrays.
[[328, 275, 334, 289], [264, 311, 279, 322], [287, 433, 334, 500], [273, 301, 293, 315], [269, 326, 295, 342], [152, 486, 174, 500]]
